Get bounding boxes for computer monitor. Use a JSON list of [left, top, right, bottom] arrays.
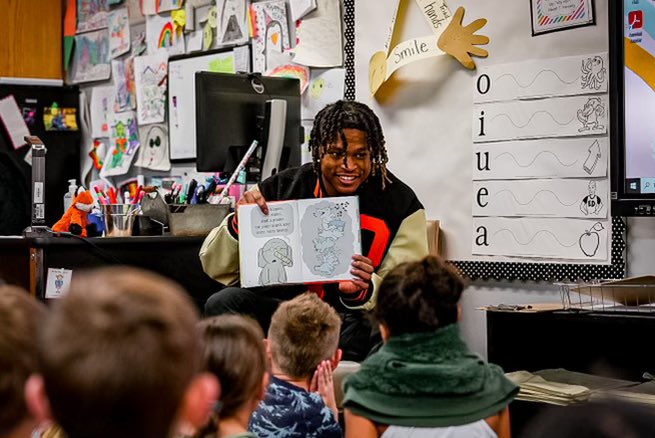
[[610, 0, 655, 216], [195, 72, 303, 179]]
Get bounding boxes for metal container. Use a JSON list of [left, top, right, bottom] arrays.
[[168, 204, 230, 237]]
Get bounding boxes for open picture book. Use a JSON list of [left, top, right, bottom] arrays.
[[238, 196, 361, 287]]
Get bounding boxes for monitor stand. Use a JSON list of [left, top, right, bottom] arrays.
[[260, 99, 287, 180]]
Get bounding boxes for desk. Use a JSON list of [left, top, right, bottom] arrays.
[[0, 236, 222, 309], [487, 310, 655, 382]]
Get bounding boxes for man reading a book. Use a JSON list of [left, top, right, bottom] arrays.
[[200, 100, 429, 361]]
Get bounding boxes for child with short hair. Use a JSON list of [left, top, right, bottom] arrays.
[[0, 285, 47, 438], [249, 292, 343, 438], [24, 267, 219, 438], [343, 256, 518, 438], [197, 315, 269, 438]]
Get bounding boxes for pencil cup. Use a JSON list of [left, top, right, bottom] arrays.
[[101, 204, 139, 237]]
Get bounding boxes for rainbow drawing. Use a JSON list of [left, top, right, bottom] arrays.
[[268, 64, 310, 93], [158, 22, 174, 48]]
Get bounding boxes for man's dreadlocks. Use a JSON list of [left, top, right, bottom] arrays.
[[309, 100, 390, 189]]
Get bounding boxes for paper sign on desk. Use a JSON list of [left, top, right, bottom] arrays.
[[473, 137, 608, 180], [0, 95, 30, 150], [46, 268, 73, 299]]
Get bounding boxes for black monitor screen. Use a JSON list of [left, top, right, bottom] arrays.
[[622, 0, 655, 197], [195, 71, 302, 175]]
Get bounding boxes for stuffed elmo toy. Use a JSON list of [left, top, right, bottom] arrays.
[[52, 190, 96, 237]]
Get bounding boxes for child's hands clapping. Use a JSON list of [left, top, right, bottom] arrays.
[[310, 360, 338, 420]]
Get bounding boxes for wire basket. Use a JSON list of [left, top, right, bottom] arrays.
[[556, 279, 655, 313]]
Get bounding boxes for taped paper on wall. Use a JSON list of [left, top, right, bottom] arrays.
[[472, 178, 608, 219], [474, 53, 608, 103], [472, 217, 608, 260], [472, 137, 608, 180], [473, 95, 609, 142]]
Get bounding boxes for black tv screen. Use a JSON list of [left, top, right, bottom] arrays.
[[195, 72, 302, 175], [611, 0, 655, 215]]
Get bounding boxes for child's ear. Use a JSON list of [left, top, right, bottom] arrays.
[[331, 348, 343, 369], [379, 323, 391, 342], [264, 338, 273, 362], [24, 374, 53, 423], [259, 371, 270, 401], [179, 373, 220, 430]]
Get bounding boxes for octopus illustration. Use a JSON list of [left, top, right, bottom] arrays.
[[581, 56, 606, 90]]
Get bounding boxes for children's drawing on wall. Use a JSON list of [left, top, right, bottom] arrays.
[[292, 0, 343, 68], [218, 0, 247, 45], [89, 139, 106, 170], [22, 106, 36, 127], [134, 52, 168, 125], [258, 238, 293, 286], [577, 97, 605, 132], [474, 53, 608, 103], [44, 104, 78, 131], [72, 30, 111, 84], [112, 57, 136, 112], [580, 180, 604, 216], [579, 222, 604, 257], [301, 68, 345, 119], [581, 56, 607, 90], [135, 124, 171, 171], [90, 86, 113, 137], [109, 7, 130, 57], [300, 199, 354, 277], [100, 111, 140, 177], [250, 0, 290, 72], [131, 27, 147, 56], [267, 64, 310, 93], [472, 217, 608, 260], [146, 13, 185, 55], [77, 0, 109, 33], [157, 0, 183, 13], [531, 0, 595, 35]]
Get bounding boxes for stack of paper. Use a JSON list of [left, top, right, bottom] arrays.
[[506, 371, 591, 406], [592, 382, 655, 407]]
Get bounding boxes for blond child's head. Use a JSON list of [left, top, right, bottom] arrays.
[[267, 292, 342, 379]]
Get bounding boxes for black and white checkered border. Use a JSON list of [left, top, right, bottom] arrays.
[[343, 5, 626, 281]]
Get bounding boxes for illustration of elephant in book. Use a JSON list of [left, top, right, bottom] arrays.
[[258, 238, 293, 286]]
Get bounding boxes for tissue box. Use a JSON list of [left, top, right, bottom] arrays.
[[168, 204, 230, 237]]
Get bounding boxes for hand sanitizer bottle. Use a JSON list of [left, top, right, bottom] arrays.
[[63, 179, 77, 211]]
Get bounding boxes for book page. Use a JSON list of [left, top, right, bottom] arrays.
[[297, 196, 361, 283], [238, 201, 303, 288]]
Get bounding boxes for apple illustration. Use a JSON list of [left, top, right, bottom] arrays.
[[579, 222, 604, 257]]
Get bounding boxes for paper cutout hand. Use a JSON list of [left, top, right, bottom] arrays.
[[437, 7, 489, 70]]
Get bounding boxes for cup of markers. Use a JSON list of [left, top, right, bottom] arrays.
[[94, 187, 145, 237]]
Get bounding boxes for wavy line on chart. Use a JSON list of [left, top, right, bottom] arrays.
[[495, 70, 580, 89], [494, 189, 578, 207], [490, 111, 576, 129], [494, 151, 578, 168], [493, 228, 578, 248]]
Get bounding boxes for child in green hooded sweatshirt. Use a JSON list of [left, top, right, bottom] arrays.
[[343, 256, 518, 438]]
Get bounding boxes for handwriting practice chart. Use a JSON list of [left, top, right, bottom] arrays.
[[472, 53, 610, 261]]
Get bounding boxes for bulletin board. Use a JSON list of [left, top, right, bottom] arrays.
[[344, 0, 626, 281]]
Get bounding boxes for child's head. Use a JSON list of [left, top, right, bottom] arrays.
[[0, 285, 46, 436], [373, 256, 465, 338], [27, 267, 217, 438], [268, 292, 342, 379], [199, 315, 268, 420]]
